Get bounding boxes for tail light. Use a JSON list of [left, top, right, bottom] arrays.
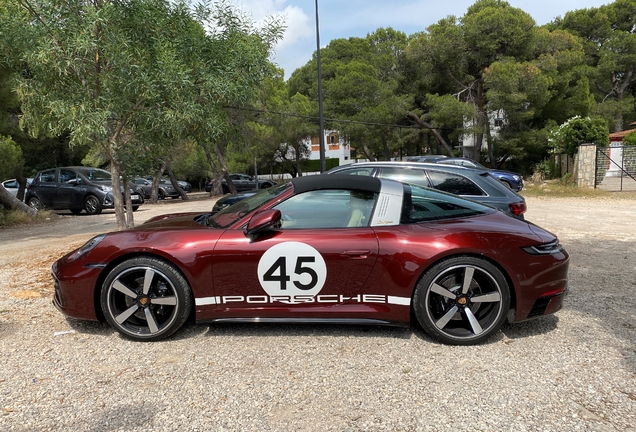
[[509, 201, 527, 216]]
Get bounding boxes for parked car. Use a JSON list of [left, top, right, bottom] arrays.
[[404, 155, 448, 163], [211, 190, 258, 213], [133, 177, 180, 200], [434, 157, 524, 191], [205, 174, 277, 193], [326, 161, 527, 218], [52, 175, 568, 345], [26, 167, 144, 214], [2, 178, 33, 200]]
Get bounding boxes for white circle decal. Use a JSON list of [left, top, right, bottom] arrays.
[[257, 242, 327, 303]]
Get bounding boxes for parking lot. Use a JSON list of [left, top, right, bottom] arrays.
[[1, 194, 635, 431]]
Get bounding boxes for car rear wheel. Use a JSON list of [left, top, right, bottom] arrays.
[[413, 256, 510, 345], [84, 195, 102, 215], [158, 189, 165, 200], [28, 197, 43, 211], [101, 257, 192, 341], [70, 208, 83, 215], [132, 205, 140, 212]]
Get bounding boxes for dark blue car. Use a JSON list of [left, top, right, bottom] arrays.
[[434, 157, 523, 191]]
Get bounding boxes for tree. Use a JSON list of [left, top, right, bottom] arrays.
[[557, 0, 636, 132], [1, 0, 282, 229], [548, 116, 609, 156], [0, 136, 35, 214], [406, 0, 536, 163]]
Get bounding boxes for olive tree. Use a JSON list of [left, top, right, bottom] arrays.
[[0, 0, 282, 229]]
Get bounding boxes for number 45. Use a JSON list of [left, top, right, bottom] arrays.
[[263, 256, 318, 291]]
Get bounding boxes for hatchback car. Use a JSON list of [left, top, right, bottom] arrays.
[[326, 161, 527, 218], [434, 157, 524, 191], [2, 178, 33, 200], [132, 177, 180, 200], [26, 167, 144, 214], [205, 174, 277, 193], [52, 175, 568, 345]]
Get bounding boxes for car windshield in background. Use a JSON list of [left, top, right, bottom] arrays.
[[209, 182, 289, 228], [402, 183, 493, 223], [77, 168, 111, 181]]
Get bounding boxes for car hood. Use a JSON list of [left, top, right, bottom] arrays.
[[488, 168, 520, 177], [139, 212, 210, 230]]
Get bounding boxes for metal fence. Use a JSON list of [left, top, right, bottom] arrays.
[[596, 145, 636, 191]]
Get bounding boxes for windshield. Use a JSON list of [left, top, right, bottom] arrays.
[[209, 183, 290, 228], [77, 168, 112, 181], [401, 183, 494, 223]]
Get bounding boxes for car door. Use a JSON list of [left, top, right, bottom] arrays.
[[209, 188, 380, 319], [56, 168, 84, 209], [33, 169, 59, 208]]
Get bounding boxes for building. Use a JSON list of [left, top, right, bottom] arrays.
[[305, 130, 351, 166]]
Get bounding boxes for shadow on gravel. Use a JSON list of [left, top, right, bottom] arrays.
[[199, 322, 414, 340], [501, 315, 559, 340]]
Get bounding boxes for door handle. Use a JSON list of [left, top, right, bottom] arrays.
[[341, 250, 370, 259]]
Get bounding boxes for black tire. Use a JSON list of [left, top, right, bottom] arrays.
[[413, 256, 510, 345], [132, 205, 140, 212], [259, 182, 273, 189], [84, 195, 102, 215], [158, 189, 166, 200], [100, 257, 192, 341], [499, 180, 513, 190], [70, 208, 83, 215], [28, 197, 43, 211], [222, 185, 229, 194]]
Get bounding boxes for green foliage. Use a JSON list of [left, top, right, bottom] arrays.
[[0, 135, 23, 179], [548, 116, 609, 155], [622, 130, 636, 146]]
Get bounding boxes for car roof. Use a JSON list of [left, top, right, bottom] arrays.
[[331, 160, 486, 175], [291, 174, 382, 194]]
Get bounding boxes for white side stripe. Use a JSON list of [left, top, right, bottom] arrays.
[[196, 297, 220, 306], [387, 296, 411, 306]]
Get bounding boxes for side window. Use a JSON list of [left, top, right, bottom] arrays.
[[377, 167, 430, 188], [427, 171, 484, 196], [401, 184, 489, 223], [40, 170, 57, 183], [274, 189, 376, 229], [4, 180, 18, 188], [334, 167, 374, 176], [59, 169, 77, 183]]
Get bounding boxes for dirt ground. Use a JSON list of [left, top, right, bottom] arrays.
[[1, 193, 635, 430]]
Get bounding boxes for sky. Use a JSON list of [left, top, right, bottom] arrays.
[[232, 0, 611, 80]]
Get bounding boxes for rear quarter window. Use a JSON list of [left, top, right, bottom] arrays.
[[401, 184, 491, 223], [427, 171, 484, 196]]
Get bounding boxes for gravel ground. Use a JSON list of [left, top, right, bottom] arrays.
[[1, 193, 635, 431]]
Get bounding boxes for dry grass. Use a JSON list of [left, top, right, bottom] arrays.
[[521, 181, 636, 199], [0, 209, 54, 227]]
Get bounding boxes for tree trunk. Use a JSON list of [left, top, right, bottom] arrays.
[[407, 112, 454, 156], [200, 142, 224, 196], [14, 168, 27, 202], [360, 139, 376, 161], [122, 175, 134, 229], [108, 147, 127, 231], [0, 185, 37, 216], [150, 161, 166, 203], [214, 143, 236, 194], [473, 80, 488, 164], [166, 161, 187, 200]]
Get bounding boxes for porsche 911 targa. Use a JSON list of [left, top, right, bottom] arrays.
[[52, 175, 569, 345]]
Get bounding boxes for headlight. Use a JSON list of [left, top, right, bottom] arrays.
[[522, 240, 563, 255], [98, 185, 112, 192], [66, 234, 107, 262], [513, 175, 521, 181]]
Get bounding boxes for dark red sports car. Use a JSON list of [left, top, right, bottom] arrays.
[[52, 175, 569, 345]]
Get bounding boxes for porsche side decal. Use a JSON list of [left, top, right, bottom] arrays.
[[195, 295, 411, 307]]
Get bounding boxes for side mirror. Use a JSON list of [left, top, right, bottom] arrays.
[[244, 209, 281, 240]]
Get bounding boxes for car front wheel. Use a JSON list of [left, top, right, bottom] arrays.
[[101, 257, 193, 341], [84, 195, 102, 215], [413, 256, 510, 345]]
